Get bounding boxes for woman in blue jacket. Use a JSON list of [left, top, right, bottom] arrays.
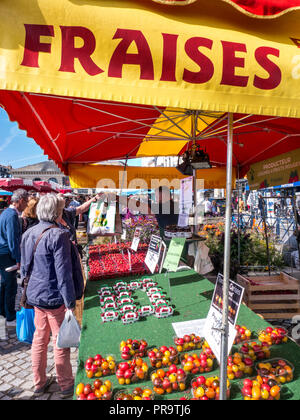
[[21, 194, 82, 399]]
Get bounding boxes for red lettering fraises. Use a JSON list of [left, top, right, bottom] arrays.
[[21, 24, 54, 68], [254, 46, 281, 90], [183, 37, 214, 84], [221, 41, 249, 87], [160, 33, 178, 82], [108, 29, 154, 80], [59, 26, 103, 76]]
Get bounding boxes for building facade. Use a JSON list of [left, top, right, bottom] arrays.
[[0, 165, 12, 178], [10, 161, 70, 186]]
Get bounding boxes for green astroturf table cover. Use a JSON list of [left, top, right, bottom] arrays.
[[74, 270, 300, 400]]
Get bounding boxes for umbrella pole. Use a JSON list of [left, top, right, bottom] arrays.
[[219, 113, 233, 401]]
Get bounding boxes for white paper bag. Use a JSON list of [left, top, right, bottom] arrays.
[[56, 310, 81, 349]]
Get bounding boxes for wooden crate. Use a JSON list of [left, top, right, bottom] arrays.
[[236, 272, 300, 320]]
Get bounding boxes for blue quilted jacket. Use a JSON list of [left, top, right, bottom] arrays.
[[20, 221, 76, 310]]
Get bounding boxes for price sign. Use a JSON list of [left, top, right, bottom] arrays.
[[203, 273, 244, 364], [163, 238, 186, 272], [131, 226, 142, 252], [145, 234, 162, 274]]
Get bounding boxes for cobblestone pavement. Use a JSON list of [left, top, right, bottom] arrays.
[[0, 325, 78, 400]]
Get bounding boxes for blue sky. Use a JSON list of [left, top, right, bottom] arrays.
[[0, 107, 141, 168], [0, 107, 46, 168]]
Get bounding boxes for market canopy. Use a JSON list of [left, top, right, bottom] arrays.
[[33, 180, 58, 193], [69, 164, 235, 189], [1, 0, 300, 182], [0, 178, 36, 192]]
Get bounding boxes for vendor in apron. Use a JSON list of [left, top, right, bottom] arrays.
[[147, 187, 190, 266]]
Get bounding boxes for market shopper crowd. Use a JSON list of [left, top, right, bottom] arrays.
[[0, 189, 101, 398]]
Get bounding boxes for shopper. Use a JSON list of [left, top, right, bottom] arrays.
[[0, 189, 28, 326], [211, 200, 218, 216], [20, 194, 78, 398], [21, 197, 39, 233], [258, 194, 266, 217], [58, 193, 103, 245], [204, 197, 212, 217]]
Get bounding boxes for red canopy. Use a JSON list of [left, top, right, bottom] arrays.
[[1, 90, 300, 178], [0, 178, 36, 192], [33, 180, 57, 193], [58, 188, 73, 194]]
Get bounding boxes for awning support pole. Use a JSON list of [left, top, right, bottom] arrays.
[[219, 113, 233, 401]]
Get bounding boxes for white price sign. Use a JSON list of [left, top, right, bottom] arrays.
[[131, 226, 142, 252]]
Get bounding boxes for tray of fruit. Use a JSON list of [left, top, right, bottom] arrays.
[[151, 366, 187, 395], [258, 326, 288, 345], [240, 376, 281, 400], [76, 379, 113, 400], [180, 352, 214, 374], [238, 341, 271, 361], [114, 387, 154, 400], [120, 339, 148, 360], [148, 345, 179, 368], [116, 359, 149, 385], [173, 334, 203, 353], [256, 358, 294, 384], [191, 376, 231, 400], [227, 352, 254, 380], [84, 354, 116, 379], [233, 325, 252, 344], [201, 340, 216, 359]]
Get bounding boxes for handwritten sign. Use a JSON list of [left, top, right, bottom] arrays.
[[163, 238, 186, 272]]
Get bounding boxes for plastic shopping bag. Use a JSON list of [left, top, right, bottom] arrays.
[[16, 307, 35, 345], [87, 200, 116, 236], [56, 309, 81, 349]]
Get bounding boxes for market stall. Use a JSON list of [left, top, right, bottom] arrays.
[[74, 270, 300, 400], [1, 0, 300, 401]]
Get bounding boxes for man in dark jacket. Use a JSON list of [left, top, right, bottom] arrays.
[[0, 189, 28, 326]]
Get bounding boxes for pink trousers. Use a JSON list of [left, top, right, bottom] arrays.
[[32, 305, 74, 391]]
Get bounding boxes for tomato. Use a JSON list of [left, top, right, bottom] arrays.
[[194, 387, 205, 399], [252, 386, 261, 400], [206, 387, 216, 399], [270, 385, 280, 398], [76, 383, 85, 396], [261, 389, 269, 400]]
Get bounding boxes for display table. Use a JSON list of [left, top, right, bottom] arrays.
[[74, 270, 300, 400]]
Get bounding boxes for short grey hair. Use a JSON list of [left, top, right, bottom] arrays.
[[36, 194, 62, 222], [11, 189, 28, 203]]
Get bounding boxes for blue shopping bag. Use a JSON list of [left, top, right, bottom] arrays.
[[16, 307, 35, 344]]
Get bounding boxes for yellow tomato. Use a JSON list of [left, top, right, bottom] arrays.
[[76, 383, 85, 396]]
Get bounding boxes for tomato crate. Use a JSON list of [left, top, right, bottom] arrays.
[[236, 272, 300, 320]]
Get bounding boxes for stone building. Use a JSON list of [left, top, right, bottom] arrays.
[[10, 161, 70, 186]]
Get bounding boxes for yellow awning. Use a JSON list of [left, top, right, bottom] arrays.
[[69, 164, 236, 189], [1, 0, 300, 118]]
